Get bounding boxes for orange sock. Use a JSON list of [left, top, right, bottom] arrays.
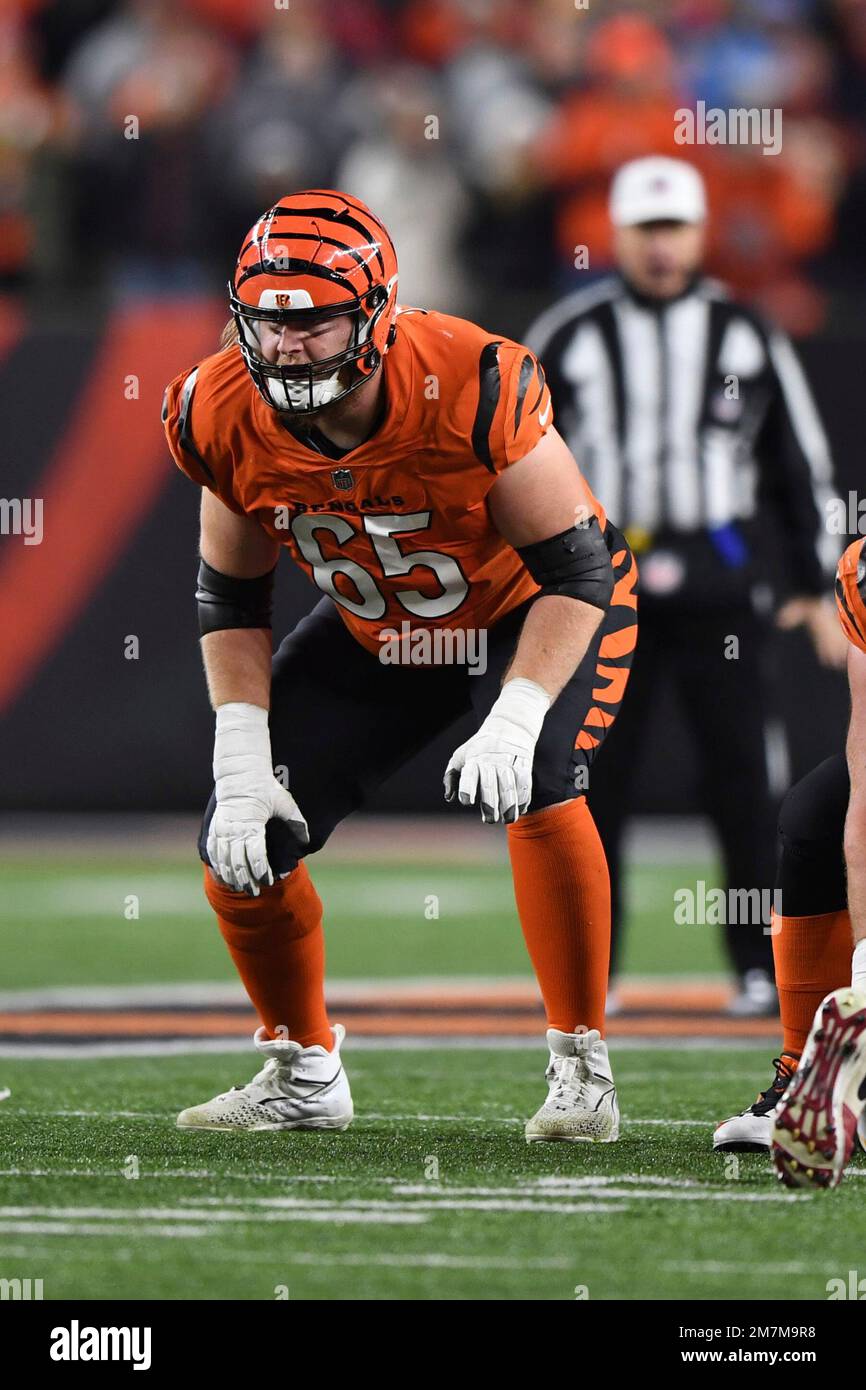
[[507, 797, 610, 1036], [203, 861, 332, 1050], [772, 909, 852, 1058]]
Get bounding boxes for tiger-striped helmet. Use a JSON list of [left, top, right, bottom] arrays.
[[229, 190, 399, 414]]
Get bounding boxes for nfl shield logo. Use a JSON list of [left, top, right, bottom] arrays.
[[331, 467, 354, 491]]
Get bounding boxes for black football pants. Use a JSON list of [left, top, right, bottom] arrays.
[[198, 528, 638, 877], [776, 753, 848, 916]]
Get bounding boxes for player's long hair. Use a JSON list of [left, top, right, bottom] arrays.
[[220, 319, 239, 350]]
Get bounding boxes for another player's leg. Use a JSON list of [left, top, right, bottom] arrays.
[[477, 530, 637, 1142], [771, 986, 866, 1188], [713, 755, 851, 1153]]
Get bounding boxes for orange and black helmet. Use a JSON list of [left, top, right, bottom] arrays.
[[229, 189, 399, 414]]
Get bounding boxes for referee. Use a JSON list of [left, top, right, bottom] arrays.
[[526, 156, 846, 1016]]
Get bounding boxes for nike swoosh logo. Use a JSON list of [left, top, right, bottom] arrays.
[[260, 1070, 343, 1102], [538, 400, 551, 426]]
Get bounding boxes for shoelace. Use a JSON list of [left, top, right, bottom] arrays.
[[550, 1053, 593, 1105], [750, 1056, 795, 1114], [225, 1057, 282, 1095]]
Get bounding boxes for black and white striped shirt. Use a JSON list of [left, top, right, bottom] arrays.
[[526, 275, 837, 595]]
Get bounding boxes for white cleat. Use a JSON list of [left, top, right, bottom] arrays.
[[176, 1024, 353, 1132], [712, 1054, 797, 1153], [771, 988, 866, 1189], [525, 1027, 620, 1143]]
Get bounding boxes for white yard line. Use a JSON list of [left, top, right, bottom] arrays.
[[0, 974, 726, 1010], [0, 1205, 425, 1227], [0, 1168, 344, 1182], [0, 1221, 219, 1238], [0, 1170, 800, 1193], [0, 1169, 781, 1190], [1, 1106, 720, 1126], [0, 1243, 576, 1270], [0, 1200, 621, 1221], [663, 1261, 819, 1276], [194, 1187, 805, 1209], [0, 977, 534, 1008]]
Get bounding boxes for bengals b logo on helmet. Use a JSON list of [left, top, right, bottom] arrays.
[[228, 190, 399, 415]]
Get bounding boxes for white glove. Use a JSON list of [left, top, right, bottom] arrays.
[[207, 703, 309, 895], [444, 677, 550, 824]]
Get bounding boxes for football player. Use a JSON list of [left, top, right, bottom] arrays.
[[162, 191, 638, 1141], [713, 537, 866, 1183]]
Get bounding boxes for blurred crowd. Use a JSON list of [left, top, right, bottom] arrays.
[[4, 0, 866, 333]]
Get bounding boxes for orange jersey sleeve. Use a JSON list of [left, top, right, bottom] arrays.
[[835, 538, 866, 654], [449, 336, 553, 476], [161, 350, 248, 515]]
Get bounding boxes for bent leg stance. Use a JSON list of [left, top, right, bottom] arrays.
[[476, 528, 639, 1034], [199, 597, 471, 1049]]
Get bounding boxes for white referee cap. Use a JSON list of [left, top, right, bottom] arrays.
[[609, 156, 707, 226]]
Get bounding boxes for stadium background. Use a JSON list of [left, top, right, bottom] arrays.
[[2, 0, 866, 1304], [1, 0, 861, 813]]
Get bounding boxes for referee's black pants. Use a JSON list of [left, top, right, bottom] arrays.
[[587, 596, 778, 979]]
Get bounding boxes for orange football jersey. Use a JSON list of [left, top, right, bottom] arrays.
[[835, 538, 866, 654], [162, 306, 606, 654]]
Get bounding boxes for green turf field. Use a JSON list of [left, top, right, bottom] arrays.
[[0, 853, 728, 987], [2, 837, 862, 1302], [1, 1047, 863, 1301]]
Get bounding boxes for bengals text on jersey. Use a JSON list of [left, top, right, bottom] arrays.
[[162, 305, 607, 655]]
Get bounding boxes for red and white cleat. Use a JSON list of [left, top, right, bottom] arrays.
[[771, 988, 866, 1190]]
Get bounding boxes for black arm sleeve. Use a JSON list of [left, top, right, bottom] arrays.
[[517, 516, 614, 611], [196, 559, 276, 636]]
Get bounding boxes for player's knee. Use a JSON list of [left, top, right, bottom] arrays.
[[202, 859, 323, 935], [526, 776, 586, 816], [519, 796, 583, 823], [197, 793, 330, 880], [526, 751, 590, 814], [777, 756, 848, 858]]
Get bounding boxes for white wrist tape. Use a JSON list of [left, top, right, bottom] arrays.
[[213, 702, 271, 779], [488, 677, 551, 743]]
